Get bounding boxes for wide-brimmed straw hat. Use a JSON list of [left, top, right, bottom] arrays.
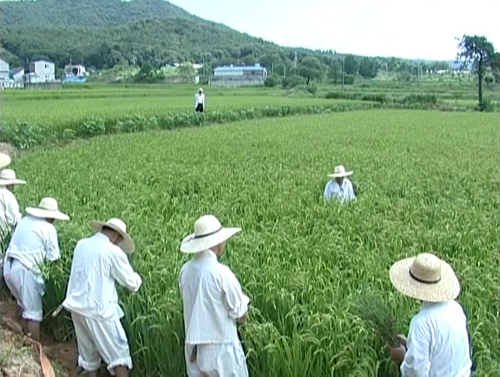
[[0, 169, 26, 186], [26, 197, 70, 221], [180, 215, 241, 254], [89, 218, 135, 254], [328, 165, 353, 178], [0, 153, 11, 169], [389, 253, 460, 302], [198, 87, 204, 92]]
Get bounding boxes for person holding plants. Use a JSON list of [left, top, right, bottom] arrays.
[[323, 165, 356, 202], [2, 197, 69, 342], [179, 214, 250, 377], [387, 252, 473, 376], [62, 218, 142, 377]]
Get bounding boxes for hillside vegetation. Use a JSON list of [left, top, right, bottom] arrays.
[[0, 0, 453, 76]]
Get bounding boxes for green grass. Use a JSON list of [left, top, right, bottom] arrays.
[[10, 109, 500, 376]]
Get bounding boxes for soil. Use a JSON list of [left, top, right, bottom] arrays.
[[0, 290, 111, 377]]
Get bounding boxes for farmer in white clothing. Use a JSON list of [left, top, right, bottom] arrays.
[[3, 197, 69, 342], [179, 214, 250, 377], [194, 88, 205, 113], [63, 218, 142, 377], [0, 169, 26, 236], [323, 165, 356, 202], [387, 253, 473, 376]]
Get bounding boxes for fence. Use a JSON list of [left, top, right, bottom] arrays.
[[209, 75, 266, 87]]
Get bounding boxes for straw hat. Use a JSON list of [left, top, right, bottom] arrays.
[[89, 218, 135, 254], [0, 169, 26, 186], [0, 153, 11, 169], [180, 215, 241, 254], [198, 87, 204, 92], [26, 197, 69, 221], [389, 253, 460, 302], [328, 165, 353, 178]]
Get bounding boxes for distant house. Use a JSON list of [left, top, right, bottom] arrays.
[[65, 64, 87, 76], [211, 64, 267, 87], [0, 58, 9, 81], [24, 59, 56, 83], [10, 67, 24, 82], [214, 64, 267, 77]]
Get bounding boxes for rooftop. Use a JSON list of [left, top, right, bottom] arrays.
[[215, 64, 266, 71]]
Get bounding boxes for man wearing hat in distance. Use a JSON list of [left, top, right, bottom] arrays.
[[194, 87, 205, 113], [323, 165, 356, 202], [0, 169, 27, 235], [179, 214, 250, 377], [2, 197, 69, 342], [387, 253, 472, 376], [62, 218, 142, 377]]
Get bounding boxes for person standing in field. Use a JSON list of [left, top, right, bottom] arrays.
[[194, 88, 205, 113], [2, 197, 69, 342], [179, 214, 250, 377], [62, 218, 142, 377], [323, 165, 356, 202], [387, 252, 473, 376], [0, 169, 27, 237]]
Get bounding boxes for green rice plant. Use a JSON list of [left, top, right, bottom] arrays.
[[352, 293, 400, 346], [8, 110, 500, 376]]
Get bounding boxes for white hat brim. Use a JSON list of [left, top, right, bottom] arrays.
[[389, 257, 460, 302], [0, 179, 26, 186], [180, 227, 241, 254], [89, 220, 135, 254], [26, 207, 69, 221], [328, 171, 353, 178], [0, 153, 11, 169]]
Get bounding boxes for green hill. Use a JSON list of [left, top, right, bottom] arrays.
[[0, 0, 297, 70]]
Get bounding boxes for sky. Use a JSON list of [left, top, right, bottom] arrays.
[[168, 0, 499, 61]]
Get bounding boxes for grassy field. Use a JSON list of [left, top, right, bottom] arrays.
[[9, 110, 500, 376], [1, 80, 498, 137]]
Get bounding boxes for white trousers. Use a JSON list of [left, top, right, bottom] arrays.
[[71, 312, 133, 375], [3, 258, 43, 322], [185, 340, 249, 377]]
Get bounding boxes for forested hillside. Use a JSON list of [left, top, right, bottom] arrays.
[[0, 0, 451, 76]]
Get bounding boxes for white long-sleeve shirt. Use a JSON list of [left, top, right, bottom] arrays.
[[401, 300, 472, 377], [0, 186, 22, 232], [194, 92, 205, 108], [323, 178, 356, 202], [179, 249, 250, 345], [5, 216, 60, 274], [63, 232, 142, 321]]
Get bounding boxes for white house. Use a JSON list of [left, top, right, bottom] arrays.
[[24, 59, 56, 83], [214, 64, 267, 77], [65, 63, 87, 76], [11, 67, 24, 82], [0, 59, 9, 81]]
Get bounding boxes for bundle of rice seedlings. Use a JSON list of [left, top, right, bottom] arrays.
[[352, 293, 400, 346]]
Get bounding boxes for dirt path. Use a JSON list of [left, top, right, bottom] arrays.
[[0, 290, 111, 377]]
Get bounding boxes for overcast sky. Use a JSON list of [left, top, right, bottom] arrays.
[[168, 0, 499, 61]]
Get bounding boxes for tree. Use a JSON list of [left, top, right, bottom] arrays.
[[359, 57, 378, 79], [343, 55, 358, 75], [297, 56, 324, 85], [456, 35, 497, 109], [177, 62, 196, 81], [327, 58, 343, 82]]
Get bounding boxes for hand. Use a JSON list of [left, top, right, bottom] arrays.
[[387, 344, 406, 365], [395, 334, 407, 348]]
